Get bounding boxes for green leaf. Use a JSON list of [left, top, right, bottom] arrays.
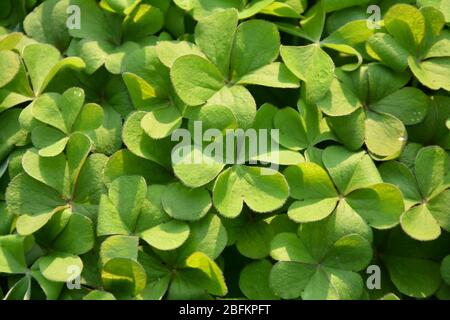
[[231, 20, 280, 79], [384, 255, 440, 298], [182, 251, 228, 296], [161, 182, 211, 221], [236, 62, 300, 88], [0, 235, 27, 274], [101, 257, 147, 298], [236, 220, 274, 259], [172, 144, 225, 188], [281, 45, 334, 103], [370, 87, 429, 125], [195, 9, 238, 77], [269, 207, 372, 300], [38, 252, 83, 282], [0, 50, 20, 88], [213, 165, 289, 218], [367, 33, 410, 72], [384, 4, 425, 52], [141, 105, 182, 139], [23, 43, 85, 95], [83, 290, 116, 300], [441, 255, 450, 285], [401, 204, 442, 241], [239, 260, 278, 300], [123, 111, 174, 168], [100, 235, 139, 265], [345, 184, 404, 229], [122, 4, 164, 42], [177, 213, 228, 261], [365, 111, 406, 160], [284, 162, 338, 223], [97, 175, 147, 236], [104, 149, 172, 186], [322, 146, 382, 195], [415, 146, 448, 198], [171, 55, 225, 106], [156, 41, 206, 68], [23, 0, 71, 51], [140, 220, 190, 251], [6, 173, 67, 235]]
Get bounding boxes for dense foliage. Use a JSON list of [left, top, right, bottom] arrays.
[[0, 0, 449, 300]]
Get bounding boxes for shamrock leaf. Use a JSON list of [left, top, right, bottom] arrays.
[[239, 259, 279, 299], [269, 205, 373, 300], [6, 133, 106, 235], [258, 0, 307, 18], [98, 176, 190, 251], [138, 249, 227, 300], [408, 95, 450, 150], [122, 46, 186, 139], [103, 149, 173, 186], [222, 209, 282, 259], [25, 87, 104, 157], [317, 63, 429, 159], [23, 0, 71, 51], [0, 43, 85, 112], [379, 146, 450, 241], [0, 234, 81, 299], [171, 102, 302, 189], [213, 165, 289, 218], [96, 234, 149, 299], [284, 146, 404, 229], [378, 227, 449, 298], [0, 108, 28, 162], [68, 0, 164, 74], [367, 4, 450, 90], [174, 0, 283, 20], [171, 9, 299, 109], [273, 101, 335, 151], [417, 0, 450, 23], [122, 111, 175, 168], [41, 68, 127, 154], [279, 2, 374, 102], [100, 213, 228, 300]]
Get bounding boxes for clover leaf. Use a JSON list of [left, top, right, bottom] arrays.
[[269, 205, 373, 300], [317, 63, 430, 159], [279, 1, 374, 102], [23, 0, 72, 51], [170, 8, 299, 109], [98, 176, 190, 251], [379, 146, 450, 241], [367, 4, 450, 90], [239, 259, 279, 300], [273, 101, 336, 152], [0, 43, 85, 112], [24, 87, 104, 157], [0, 108, 28, 162], [377, 227, 450, 298], [67, 0, 164, 74], [6, 133, 106, 235], [285, 145, 404, 229], [211, 165, 289, 218], [408, 95, 450, 150], [175, 0, 308, 21], [122, 46, 186, 139], [0, 233, 88, 299]]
